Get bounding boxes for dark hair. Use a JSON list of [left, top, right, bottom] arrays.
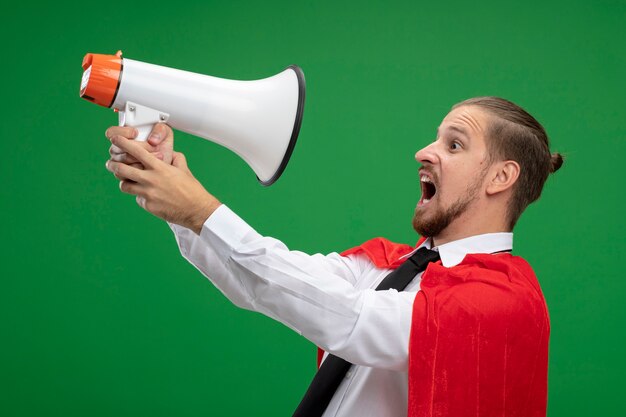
[[452, 97, 563, 228]]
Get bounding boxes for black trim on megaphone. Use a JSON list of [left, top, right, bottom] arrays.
[[258, 64, 306, 186], [109, 60, 124, 108]]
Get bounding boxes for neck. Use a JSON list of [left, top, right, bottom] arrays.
[[432, 204, 511, 247]]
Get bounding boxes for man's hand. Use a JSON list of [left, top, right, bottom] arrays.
[[105, 135, 221, 234], [106, 123, 174, 167]]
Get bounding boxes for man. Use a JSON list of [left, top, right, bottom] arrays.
[[105, 97, 563, 416]]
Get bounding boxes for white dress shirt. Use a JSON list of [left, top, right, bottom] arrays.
[[169, 205, 513, 417]]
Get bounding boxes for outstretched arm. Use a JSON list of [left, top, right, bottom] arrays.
[[169, 205, 417, 371], [104, 133, 416, 371]]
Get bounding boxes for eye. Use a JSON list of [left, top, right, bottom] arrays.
[[449, 140, 462, 151]]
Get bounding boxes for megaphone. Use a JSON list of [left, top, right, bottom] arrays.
[[79, 51, 305, 185]]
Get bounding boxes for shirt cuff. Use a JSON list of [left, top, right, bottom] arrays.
[[199, 204, 256, 261]]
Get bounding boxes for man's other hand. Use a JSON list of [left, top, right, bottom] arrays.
[[105, 123, 174, 167], [104, 135, 221, 234]]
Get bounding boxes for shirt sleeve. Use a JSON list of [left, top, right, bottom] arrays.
[[168, 205, 415, 371]]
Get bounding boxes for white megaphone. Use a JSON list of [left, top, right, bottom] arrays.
[[79, 51, 305, 185]]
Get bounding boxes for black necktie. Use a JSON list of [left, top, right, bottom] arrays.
[[292, 247, 441, 417]]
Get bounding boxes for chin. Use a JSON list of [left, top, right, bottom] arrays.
[[412, 210, 434, 237], [413, 196, 471, 238]]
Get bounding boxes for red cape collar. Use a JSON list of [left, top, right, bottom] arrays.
[[340, 236, 428, 269]]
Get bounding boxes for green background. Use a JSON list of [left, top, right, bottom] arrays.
[[2, 0, 624, 415]]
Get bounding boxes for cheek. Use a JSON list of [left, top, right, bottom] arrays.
[[442, 166, 475, 197], [440, 155, 483, 192], [455, 158, 482, 178], [440, 181, 462, 201]]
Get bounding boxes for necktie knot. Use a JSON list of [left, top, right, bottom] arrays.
[[407, 247, 440, 270], [374, 246, 440, 292]]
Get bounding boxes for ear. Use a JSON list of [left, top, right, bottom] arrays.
[[486, 160, 520, 196]]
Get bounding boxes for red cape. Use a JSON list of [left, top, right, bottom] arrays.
[[331, 238, 549, 417]]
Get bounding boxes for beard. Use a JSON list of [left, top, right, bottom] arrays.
[[412, 172, 485, 238]]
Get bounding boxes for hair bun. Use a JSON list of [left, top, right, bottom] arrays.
[[550, 152, 564, 173]]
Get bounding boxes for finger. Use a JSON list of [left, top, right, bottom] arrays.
[[172, 152, 190, 172], [105, 126, 138, 140], [110, 141, 156, 155], [110, 135, 160, 169], [106, 160, 146, 183], [110, 151, 162, 165], [119, 180, 144, 196], [110, 153, 139, 164], [110, 141, 157, 166], [109, 144, 125, 155], [147, 123, 170, 146], [111, 162, 144, 179], [136, 195, 147, 210]]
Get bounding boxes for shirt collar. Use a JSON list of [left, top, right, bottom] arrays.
[[405, 233, 513, 267]]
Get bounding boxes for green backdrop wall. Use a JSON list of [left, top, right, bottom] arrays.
[[2, 1, 624, 415]]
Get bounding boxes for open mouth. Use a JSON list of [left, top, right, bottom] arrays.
[[419, 173, 437, 205]]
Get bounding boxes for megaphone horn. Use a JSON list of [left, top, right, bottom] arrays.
[[80, 51, 305, 186]]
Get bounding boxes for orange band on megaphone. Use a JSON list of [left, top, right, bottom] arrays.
[[79, 51, 123, 108]]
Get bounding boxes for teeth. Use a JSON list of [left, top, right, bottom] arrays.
[[423, 198, 430, 204], [420, 175, 432, 183]]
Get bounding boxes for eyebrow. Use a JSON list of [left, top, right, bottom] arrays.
[[437, 125, 470, 138]]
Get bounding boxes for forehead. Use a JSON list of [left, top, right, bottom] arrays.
[[438, 105, 490, 142]]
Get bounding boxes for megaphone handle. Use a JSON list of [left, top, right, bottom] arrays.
[[118, 101, 170, 142], [132, 124, 155, 142]]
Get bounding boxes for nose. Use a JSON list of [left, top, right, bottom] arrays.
[[415, 141, 438, 165]]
